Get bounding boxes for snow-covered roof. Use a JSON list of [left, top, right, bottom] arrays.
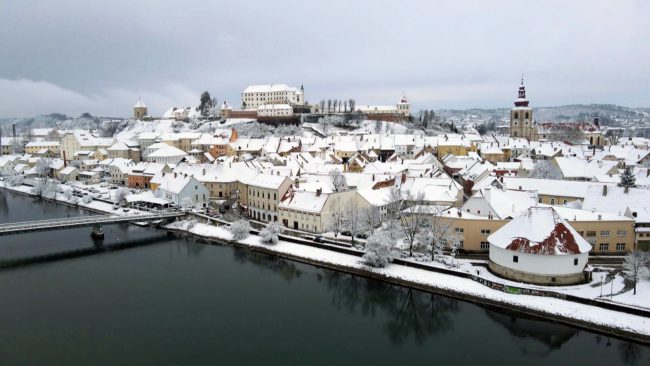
[[243, 84, 299, 93], [488, 207, 591, 255], [134, 99, 147, 108], [279, 190, 329, 213], [147, 145, 187, 158]]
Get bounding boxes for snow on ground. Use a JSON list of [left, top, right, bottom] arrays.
[[167, 221, 233, 241], [168, 219, 650, 337]]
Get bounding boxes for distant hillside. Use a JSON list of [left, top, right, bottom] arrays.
[[0, 113, 128, 137], [434, 104, 650, 127]]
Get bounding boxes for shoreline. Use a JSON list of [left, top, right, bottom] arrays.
[[168, 226, 650, 345], [2, 184, 649, 344]]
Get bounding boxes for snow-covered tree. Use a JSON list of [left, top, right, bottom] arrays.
[[35, 158, 51, 178], [529, 160, 562, 180], [362, 231, 393, 268], [7, 175, 24, 187], [619, 167, 636, 189], [260, 222, 283, 245], [114, 188, 129, 205], [63, 189, 74, 202], [10, 137, 24, 154], [43, 182, 57, 199], [230, 219, 251, 241], [329, 170, 348, 192], [622, 249, 648, 295], [81, 194, 92, 204], [180, 197, 194, 210], [30, 180, 45, 198]]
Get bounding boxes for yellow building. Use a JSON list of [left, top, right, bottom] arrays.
[[435, 206, 635, 255]]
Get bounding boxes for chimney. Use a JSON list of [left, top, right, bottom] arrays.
[[202, 168, 206, 175], [174, 172, 177, 178], [598, 214, 602, 221], [372, 174, 375, 181], [316, 188, 322, 197], [602, 185, 607, 196]]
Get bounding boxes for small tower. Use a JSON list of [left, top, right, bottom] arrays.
[[397, 93, 411, 117], [133, 99, 148, 120], [510, 78, 533, 139]]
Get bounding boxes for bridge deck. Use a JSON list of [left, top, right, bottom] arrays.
[[0, 212, 184, 235]]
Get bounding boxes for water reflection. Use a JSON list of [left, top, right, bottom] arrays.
[[320, 270, 458, 346], [232, 247, 303, 282], [486, 309, 578, 356]]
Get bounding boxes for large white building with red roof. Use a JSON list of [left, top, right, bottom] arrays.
[[488, 206, 592, 285]]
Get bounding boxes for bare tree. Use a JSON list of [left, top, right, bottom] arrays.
[[349, 99, 356, 112], [344, 100, 349, 113], [342, 201, 362, 246], [327, 99, 332, 114], [622, 249, 649, 295], [328, 196, 345, 238], [329, 170, 348, 192], [361, 206, 382, 234], [415, 207, 458, 262], [319, 100, 326, 114], [398, 190, 428, 257]]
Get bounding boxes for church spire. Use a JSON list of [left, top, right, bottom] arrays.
[[514, 77, 529, 107]]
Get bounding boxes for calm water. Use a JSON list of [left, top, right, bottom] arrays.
[[0, 190, 648, 365]]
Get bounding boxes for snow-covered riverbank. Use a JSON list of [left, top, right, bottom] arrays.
[[166, 220, 650, 342]]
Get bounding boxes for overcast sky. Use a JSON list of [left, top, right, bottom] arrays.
[[0, 0, 648, 118]]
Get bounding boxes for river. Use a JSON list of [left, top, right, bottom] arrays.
[[0, 190, 648, 365]]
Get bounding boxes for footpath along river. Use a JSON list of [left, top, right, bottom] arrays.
[[0, 190, 648, 365]]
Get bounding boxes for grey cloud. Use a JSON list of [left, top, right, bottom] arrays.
[[0, 0, 648, 117]]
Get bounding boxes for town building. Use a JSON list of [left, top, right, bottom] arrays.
[[487, 207, 592, 285]]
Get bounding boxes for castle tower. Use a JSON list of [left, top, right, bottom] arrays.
[[397, 93, 411, 117], [510, 78, 533, 139], [133, 99, 148, 120]]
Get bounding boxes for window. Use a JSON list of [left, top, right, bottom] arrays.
[[480, 229, 491, 235], [514, 112, 519, 119], [617, 230, 627, 237], [573, 258, 578, 265], [600, 231, 610, 237], [538, 198, 542, 203], [455, 227, 464, 233], [550, 199, 555, 205], [480, 241, 490, 249], [586, 231, 596, 237], [513, 255, 518, 263], [563, 199, 568, 205], [616, 243, 626, 251], [599, 243, 609, 251]]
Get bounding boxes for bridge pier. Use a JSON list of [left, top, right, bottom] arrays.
[[91, 224, 104, 240]]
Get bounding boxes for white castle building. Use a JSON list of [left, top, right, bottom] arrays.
[[242, 84, 305, 110]]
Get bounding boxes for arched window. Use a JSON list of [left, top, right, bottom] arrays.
[[525, 112, 529, 119], [513, 131, 518, 137], [514, 112, 519, 119]]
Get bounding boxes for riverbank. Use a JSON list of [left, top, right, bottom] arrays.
[[166, 220, 650, 344], [2, 183, 649, 343]]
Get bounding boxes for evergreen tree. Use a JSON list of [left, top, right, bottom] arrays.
[[619, 167, 636, 188]]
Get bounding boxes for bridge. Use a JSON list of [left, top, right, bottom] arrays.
[[0, 212, 184, 236]]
